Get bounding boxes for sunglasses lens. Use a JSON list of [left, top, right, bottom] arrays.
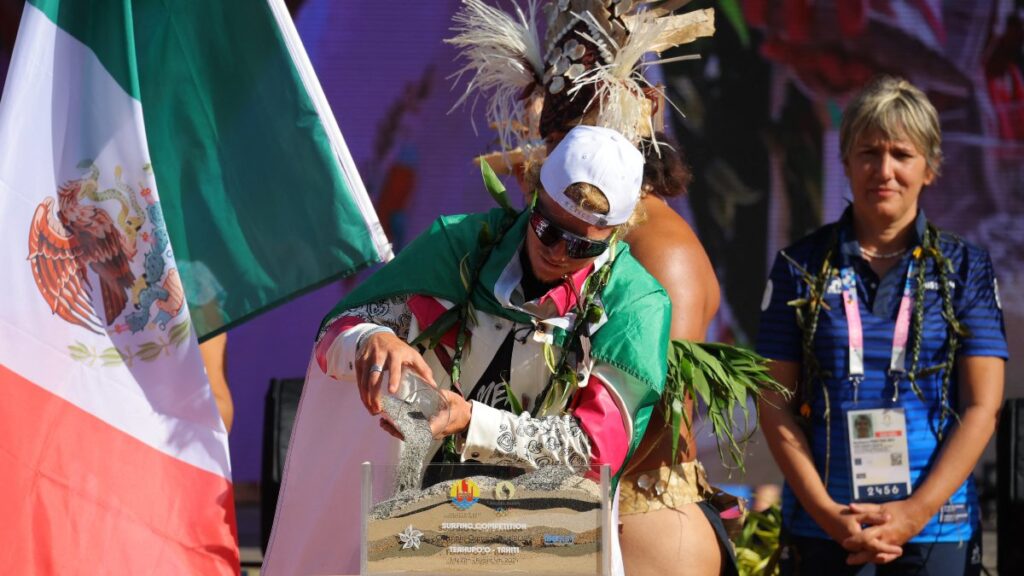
[[530, 209, 608, 258], [530, 212, 560, 246], [566, 237, 608, 259]]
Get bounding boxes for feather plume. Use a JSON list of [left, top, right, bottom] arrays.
[[567, 65, 653, 144], [566, 9, 676, 143], [624, 8, 715, 54], [446, 0, 545, 153]]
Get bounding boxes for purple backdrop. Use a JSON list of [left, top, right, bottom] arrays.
[[226, 0, 502, 483], [223, 0, 1024, 486]]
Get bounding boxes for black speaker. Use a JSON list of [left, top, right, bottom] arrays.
[[260, 377, 306, 554], [998, 397, 1024, 574]]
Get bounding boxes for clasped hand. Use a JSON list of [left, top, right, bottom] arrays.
[[355, 332, 472, 440], [820, 499, 927, 565], [841, 500, 927, 565]]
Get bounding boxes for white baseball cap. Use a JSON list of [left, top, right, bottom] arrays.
[[540, 125, 644, 226]]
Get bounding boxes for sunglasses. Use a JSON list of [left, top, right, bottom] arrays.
[[528, 208, 610, 259]]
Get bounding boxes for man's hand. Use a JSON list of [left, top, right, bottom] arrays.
[[428, 390, 472, 439], [378, 414, 405, 441], [355, 332, 436, 415], [376, 376, 471, 441]]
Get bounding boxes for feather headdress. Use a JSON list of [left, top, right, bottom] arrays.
[[541, 0, 714, 144], [447, 0, 715, 170], [446, 0, 546, 156]]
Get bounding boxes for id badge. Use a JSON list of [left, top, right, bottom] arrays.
[[844, 402, 912, 502]]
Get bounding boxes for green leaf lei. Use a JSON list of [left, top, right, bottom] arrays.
[[783, 223, 969, 485]]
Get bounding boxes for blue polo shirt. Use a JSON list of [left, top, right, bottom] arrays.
[[756, 208, 1008, 542]]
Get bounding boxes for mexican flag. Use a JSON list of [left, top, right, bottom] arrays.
[[0, 0, 388, 573]]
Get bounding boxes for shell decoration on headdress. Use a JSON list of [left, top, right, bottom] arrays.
[[446, 0, 715, 172]]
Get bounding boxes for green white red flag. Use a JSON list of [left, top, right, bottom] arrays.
[[0, 0, 389, 572]]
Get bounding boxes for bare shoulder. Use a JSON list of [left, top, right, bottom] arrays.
[[626, 198, 720, 337], [627, 198, 718, 294]]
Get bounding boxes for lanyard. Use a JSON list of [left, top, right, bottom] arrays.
[[840, 258, 916, 403]]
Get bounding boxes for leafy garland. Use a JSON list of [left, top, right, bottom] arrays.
[[908, 228, 970, 437], [534, 233, 617, 415], [665, 340, 787, 473], [784, 222, 969, 485], [781, 226, 839, 482]]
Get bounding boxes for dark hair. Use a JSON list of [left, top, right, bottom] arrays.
[[641, 131, 692, 199]]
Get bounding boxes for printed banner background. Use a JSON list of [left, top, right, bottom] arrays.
[[2, 0, 1020, 489]]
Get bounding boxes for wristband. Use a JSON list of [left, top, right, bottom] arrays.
[[356, 325, 396, 352]]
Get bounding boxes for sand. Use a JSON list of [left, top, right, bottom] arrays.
[[372, 386, 608, 573], [365, 470, 608, 575]]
